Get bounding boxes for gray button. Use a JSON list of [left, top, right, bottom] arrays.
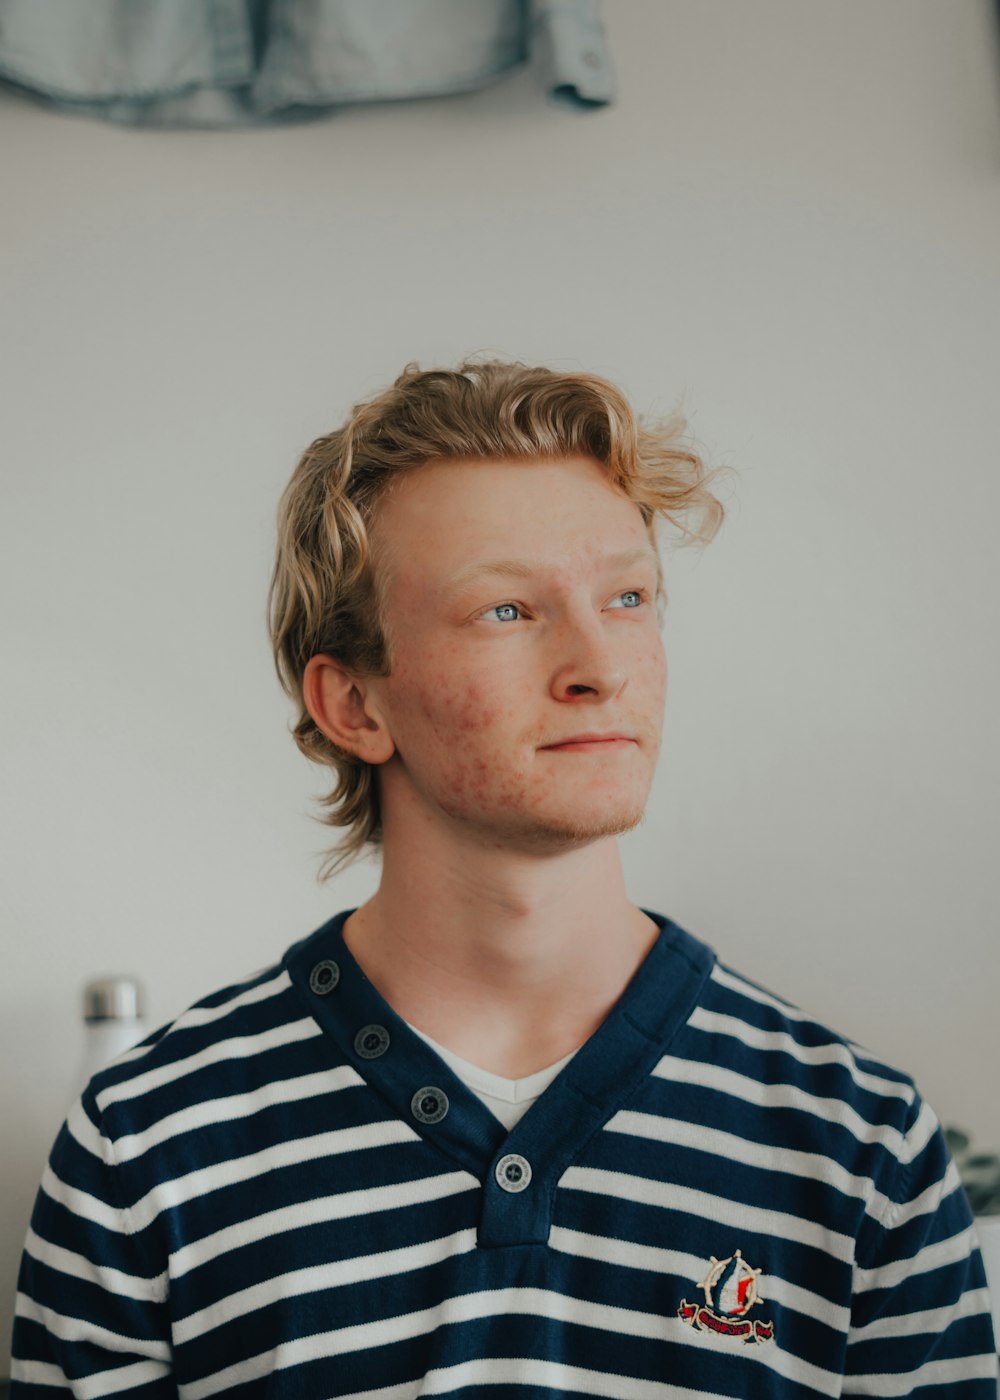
[[411, 1086, 449, 1124], [495, 1153, 531, 1193], [309, 960, 340, 995], [582, 49, 602, 68], [354, 1024, 390, 1059]]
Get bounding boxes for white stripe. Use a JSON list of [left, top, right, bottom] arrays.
[[15, 1290, 171, 1363], [39, 1164, 129, 1235], [95, 1017, 323, 1110], [164, 968, 290, 1030], [169, 1170, 479, 1277], [9, 1358, 71, 1388], [174, 1228, 479, 1343], [74, 1357, 174, 1400], [710, 963, 812, 1020], [177, 1287, 749, 1398], [548, 1225, 850, 1333], [854, 1222, 980, 1293], [896, 1096, 939, 1165], [21, 1227, 166, 1303], [687, 1006, 915, 1102], [560, 1165, 855, 1261], [667, 1311, 842, 1395], [185, 1284, 844, 1400], [342, 1356, 736, 1400], [11, 1327, 170, 1394], [608, 1107, 878, 1211], [848, 1284, 994, 1343], [842, 1351, 999, 1395], [131, 1115, 419, 1233], [52, 1090, 408, 1243], [652, 1054, 907, 1155], [608, 1106, 963, 1233], [112, 1063, 364, 1164], [66, 1095, 114, 1164], [710, 968, 919, 1096], [879, 1159, 963, 1230], [102, 969, 291, 1073]]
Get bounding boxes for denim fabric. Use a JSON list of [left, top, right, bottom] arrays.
[[0, 0, 615, 125]]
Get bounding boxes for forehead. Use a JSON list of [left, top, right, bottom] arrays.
[[373, 455, 654, 589]]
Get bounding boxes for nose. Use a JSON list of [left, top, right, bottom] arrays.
[[548, 613, 627, 702]]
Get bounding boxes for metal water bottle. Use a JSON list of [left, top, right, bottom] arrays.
[[77, 976, 147, 1095]]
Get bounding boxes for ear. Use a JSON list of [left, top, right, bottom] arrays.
[[302, 654, 396, 765]]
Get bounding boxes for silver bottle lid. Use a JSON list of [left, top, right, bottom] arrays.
[[83, 977, 145, 1023]]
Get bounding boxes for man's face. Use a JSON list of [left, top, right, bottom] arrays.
[[365, 455, 668, 854]]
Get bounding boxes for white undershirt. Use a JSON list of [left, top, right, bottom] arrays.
[[406, 1020, 581, 1131]]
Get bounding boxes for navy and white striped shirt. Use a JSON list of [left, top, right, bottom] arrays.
[[11, 907, 998, 1395]]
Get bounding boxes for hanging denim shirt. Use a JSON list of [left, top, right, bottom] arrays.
[[0, 0, 615, 126]]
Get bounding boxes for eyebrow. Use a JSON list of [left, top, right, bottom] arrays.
[[443, 546, 661, 593]]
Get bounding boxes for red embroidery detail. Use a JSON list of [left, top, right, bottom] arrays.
[[677, 1300, 774, 1345]]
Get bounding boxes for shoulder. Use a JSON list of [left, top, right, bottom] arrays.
[[702, 955, 918, 1094], [681, 952, 934, 1170], [79, 950, 328, 1150], [95, 954, 298, 1068]]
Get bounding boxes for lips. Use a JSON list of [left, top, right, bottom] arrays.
[[541, 732, 635, 749]]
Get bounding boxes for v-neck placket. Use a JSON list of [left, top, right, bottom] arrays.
[[283, 907, 714, 1249]]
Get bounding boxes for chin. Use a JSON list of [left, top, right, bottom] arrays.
[[494, 800, 648, 853]]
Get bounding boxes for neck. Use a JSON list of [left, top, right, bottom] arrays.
[[342, 820, 660, 1078]]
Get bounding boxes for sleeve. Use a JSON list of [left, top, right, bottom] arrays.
[[530, 0, 617, 108], [844, 1087, 998, 1394], [10, 1088, 176, 1398]]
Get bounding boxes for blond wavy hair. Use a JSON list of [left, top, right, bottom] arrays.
[[269, 357, 727, 879]]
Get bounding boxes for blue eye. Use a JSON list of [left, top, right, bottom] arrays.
[[484, 603, 520, 622], [480, 590, 647, 623]]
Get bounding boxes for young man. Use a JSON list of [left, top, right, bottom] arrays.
[[12, 360, 998, 1395]]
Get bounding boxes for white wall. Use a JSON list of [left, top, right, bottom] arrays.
[[2, 0, 999, 1372]]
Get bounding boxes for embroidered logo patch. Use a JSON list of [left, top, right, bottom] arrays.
[[677, 1248, 774, 1345]]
